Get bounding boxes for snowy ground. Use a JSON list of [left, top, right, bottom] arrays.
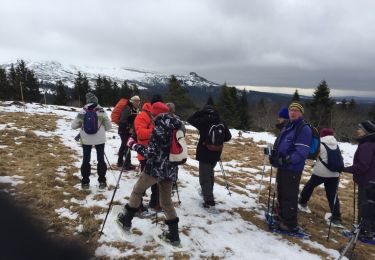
[[0, 102, 359, 259]]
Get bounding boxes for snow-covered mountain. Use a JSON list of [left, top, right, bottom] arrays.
[[0, 60, 220, 90]]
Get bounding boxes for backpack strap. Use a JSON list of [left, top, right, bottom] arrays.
[[318, 142, 330, 169]]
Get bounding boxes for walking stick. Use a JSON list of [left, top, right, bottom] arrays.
[[327, 176, 341, 241], [174, 181, 181, 204], [266, 166, 274, 216], [99, 148, 130, 236], [219, 160, 232, 196], [353, 182, 356, 225], [104, 152, 118, 186], [257, 154, 267, 203]]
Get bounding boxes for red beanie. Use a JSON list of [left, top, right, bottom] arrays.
[[151, 102, 169, 116], [320, 128, 334, 138]]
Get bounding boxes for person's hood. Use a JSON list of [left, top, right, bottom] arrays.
[[142, 102, 152, 112], [202, 105, 220, 123], [321, 135, 338, 148], [84, 103, 100, 110], [357, 132, 375, 143]]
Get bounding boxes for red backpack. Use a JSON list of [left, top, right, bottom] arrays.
[[111, 98, 128, 125]]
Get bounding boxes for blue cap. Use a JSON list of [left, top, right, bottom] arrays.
[[278, 107, 289, 120]]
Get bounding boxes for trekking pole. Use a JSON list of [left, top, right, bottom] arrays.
[[257, 153, 268, 203], [219, 160, 232, 196], [104, 152, 118, 186], [327, 176, 341, 241], [266, 166, 274, 216], [99, 148, 130, 236], [174, 181, 181, 204], [353, 182, 356, 225], [338, 221, 361, 260]]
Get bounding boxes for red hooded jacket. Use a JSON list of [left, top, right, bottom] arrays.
[[134, 103, 154, 160]]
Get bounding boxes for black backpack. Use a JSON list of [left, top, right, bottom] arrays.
[[319, 142, 344, 173], [204, 123, 225, 152]]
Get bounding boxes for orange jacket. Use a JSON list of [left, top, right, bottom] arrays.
[[134, 102, 154, 160]]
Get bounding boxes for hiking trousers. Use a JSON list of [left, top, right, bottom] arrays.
[[276, 168, 302, 228], [299, 174, 341, 218], [128, 172, 176, 220], [81, 144, 106, 183], [199, 161, 217, 203], [118, 133, 131, 166]]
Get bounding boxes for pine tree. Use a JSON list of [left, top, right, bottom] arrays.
[[164, 75, 196, 119], [72, 72, 90, 106], [216, 83, 239, 128], [8, 64, 19, 100], [237, 90, 251, 129], [341, 98, 347, 110], [292, 89, 300, 102], [0, 68, 10, 100], [348, 99, 357, 111], [119, 81, 132, 99], [307, 80, 334, 128], [206, 95, 214, 106], [54, 80, 69, 105]]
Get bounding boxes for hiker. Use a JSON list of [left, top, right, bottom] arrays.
[[343, 120, 375, 239], [117, 95, 140, 169], [71, 92, 112, 189], [187, 102, 231, 208], [276, 107, 289, 130], [166, 102, 185, 133], [299, 128, 343, 224], [117, 102, 184, 246], [270, 102, 312, 232], [133, 101, 161, 214]]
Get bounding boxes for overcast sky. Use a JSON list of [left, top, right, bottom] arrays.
[[1, 0, 375, 94]]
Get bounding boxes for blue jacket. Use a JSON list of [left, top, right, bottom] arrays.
[[273, 117, 312, 172]]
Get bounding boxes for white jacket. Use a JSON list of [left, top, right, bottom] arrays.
[[71, 104, 112, 145], [312, 135, 340, 178]]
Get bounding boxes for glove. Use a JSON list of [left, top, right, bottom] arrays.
[[77, 112, 85, 120], [277, 155, 291, 167], [126, 137, 136, 148]]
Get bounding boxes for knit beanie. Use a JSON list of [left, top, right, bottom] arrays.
[[278, 107, 289, 120], [150, 94, 163, 105], [358, 120, 375, 134], [129, 95, 140, 103], [289, 102, 304, 114], [320, 128, 334, 138], [86, 92, 98, 104], [151, 102, 169, 116], [166, 102, 175, 113]]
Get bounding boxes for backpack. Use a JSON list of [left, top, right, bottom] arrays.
[[295, 121, 320, 160], [83, 108, 99, 134], [111, 98, 128, 125], [319, 143, 344, 173], [169, 129, 188, 165], [204, 123, 225, 152]]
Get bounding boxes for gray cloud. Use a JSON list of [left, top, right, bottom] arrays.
[[1, 0, 375, 93]]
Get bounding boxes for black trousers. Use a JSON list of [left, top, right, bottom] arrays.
[[118, 133, 131, 166], [199, 161, 217, 202], [81, 144, 107, 183], [358, 185, 375, 233], [276, 168, 302, 228], [299, 174, 341, 218]]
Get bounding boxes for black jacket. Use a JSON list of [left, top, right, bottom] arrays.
[[187, 106, 231, 163]]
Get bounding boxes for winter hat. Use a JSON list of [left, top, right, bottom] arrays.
[[86, 92, 98, 104], [278, 107, 289, 120], [320, 128, 334, 138], [151, 102, 169, 116], [289, 102, 304, 114], [358, 120, 375, 134], [151, 94, 163, 104], [166, 102, 175, 113], [129, 95, 140, 103]]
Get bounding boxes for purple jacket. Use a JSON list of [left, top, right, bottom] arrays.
[[344, 134, 375, 187], [273, 117, 312, 172]]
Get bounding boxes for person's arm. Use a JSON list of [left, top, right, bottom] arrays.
[[223, 122, 232, 142], [119, 107, 130, 133], [134, 115, 153, 141], [344, 144, 374, 174], [187, 110, 205, 129], [132, 126, 162, 159], [289, 124, 312, 164], [71, 111, 84, 129], [101, 111, 112, 131]]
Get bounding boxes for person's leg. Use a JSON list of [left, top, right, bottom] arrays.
[[276, 169, 282, 214], [324, 177, 341, 220], [117, 134, 127, 167], [95, 144, 107, 184], [159, 180, 180, 244], [149, 184, 160, 209], [81, 145, 92, 184], [299, 175, 323, 205], [199, 161, 216, 205], [123, 133, 132, 168], [279, 170, 302, 229]]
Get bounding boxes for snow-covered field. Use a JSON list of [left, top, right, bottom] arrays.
[[0, 102, 359, 259]]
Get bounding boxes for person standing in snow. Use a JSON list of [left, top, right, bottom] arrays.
[[117, 95, 140, 170], [299, 128, 343, 224], [187, 100, 231, 208], [117, 102, 184, 246], [71, 92, 112, 189], [276, 107, 289, 131], [270, 102, 312, 232], [343, 120, 375, 239]]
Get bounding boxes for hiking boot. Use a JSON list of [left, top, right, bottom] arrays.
[[81, 182, 90, 190], [329, 215, 342, 225], [124, 164, 136, 170], [162, 217, 181, 247], [117, 213, 131, 231], [99, 182, 107, 190], [359, 230, 374, 241], [278, 222, 300, 233], [202, 200, 215, 208]]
